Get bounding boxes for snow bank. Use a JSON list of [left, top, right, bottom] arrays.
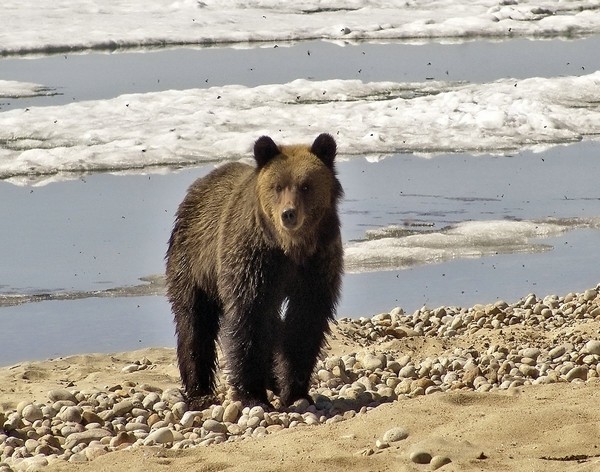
[[344, 218, 600, 273], [1, 73, 599, 183], [2, 1, 600, 55]]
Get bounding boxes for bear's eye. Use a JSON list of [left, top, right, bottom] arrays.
[[275, 184, 283, 193], [300, 183, 310, 193]]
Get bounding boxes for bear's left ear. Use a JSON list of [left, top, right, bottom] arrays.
[[254, 136, 280, 168], [310, 133, 337, 168]]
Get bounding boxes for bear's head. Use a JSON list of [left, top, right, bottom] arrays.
[[254, 133, 343, 260]]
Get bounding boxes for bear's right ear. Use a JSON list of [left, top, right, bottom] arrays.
[[254, 136, 280, 168]]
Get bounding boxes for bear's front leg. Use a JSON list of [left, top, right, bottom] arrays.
[[278, 300, 332, 406], [278, 254, 341, 407]]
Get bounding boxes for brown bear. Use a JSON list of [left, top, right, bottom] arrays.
[[166, 133, 343, 409]]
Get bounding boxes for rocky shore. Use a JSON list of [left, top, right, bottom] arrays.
[[2, 284, 600, 471]]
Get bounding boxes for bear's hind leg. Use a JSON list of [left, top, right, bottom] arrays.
[[173, 287, 221, 410]]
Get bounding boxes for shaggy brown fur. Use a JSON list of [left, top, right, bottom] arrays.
[[166, 133, 343, 408]]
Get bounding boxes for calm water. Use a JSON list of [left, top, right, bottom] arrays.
[[2, 37, 600, 110]]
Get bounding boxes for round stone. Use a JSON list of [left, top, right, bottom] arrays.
[[430, 455, 452, 470], [519, 365, 539, 378], [203, 419, 228, 434], [565, 366, 589, 381], [21, 404, 43, 423], [399, 365, 416, 378], [223, 403, 241, 423], [145, 427, 173, 445], [410, 451, 432, 464], [180, 411, 202, 428], [161, 388, 185, 405], [81, 410, 103, 425], [583, 340, 600, 355], [317, 369, 334, 382], [549, 345, 567, 359], [47, 389, 78, 403], [59, 406, 83, 423], [172, 401, 188, 420], [382, 427, 409, 443], [19, 456, 48, 470], [211, 405, 225, 422], [375, 439, 389, 449], [521, 348, 541, 360], [361, 354, 385, 371], [112, 400, 134, 417], [65, 429, 112, 450], [248, 405, 265, 420]]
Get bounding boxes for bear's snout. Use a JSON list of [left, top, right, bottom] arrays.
[[281, 207, 298, 228]]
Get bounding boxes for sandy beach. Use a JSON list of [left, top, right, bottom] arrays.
[[3, 285, 600, 471]]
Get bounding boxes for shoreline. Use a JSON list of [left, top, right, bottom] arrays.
[[2, 283, 600, 471]]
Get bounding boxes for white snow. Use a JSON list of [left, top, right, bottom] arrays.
[[2, 1, 600, 55], [344, 218, 600, 273], [0, 80, 56, 98], [1, 73, 599, 183]]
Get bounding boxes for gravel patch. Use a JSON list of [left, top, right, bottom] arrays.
[[1, 284, 600, 470]]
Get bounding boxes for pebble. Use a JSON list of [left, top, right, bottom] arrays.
[[382, 427, 409, 443], [410, 450, 432, 464], [360, 353, 385, 371], [248, 406, 265, 420], [112, 400, 134, 417], [223, 402, 241, 423], [48, 389, 78, 403], [430, 455, 452, 470], [64, 429, 112, 450], [2, 285, 600, 468], [144, 427, 173, 445], [583, 340, 600, 355], [21, 404, 43, 423], [59, 406, 83, 423], [565, 366, 588, 381], [180, 411, 202, 428], [203, 419, 228, 434]]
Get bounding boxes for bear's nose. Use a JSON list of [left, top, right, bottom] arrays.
[[281, 208, 297, 227]]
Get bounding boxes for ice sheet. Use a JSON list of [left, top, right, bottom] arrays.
[[344, 218, 600, 273], [1, 73, 599, 184], [2, 1, 600, 55]]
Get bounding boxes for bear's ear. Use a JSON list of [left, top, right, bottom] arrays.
[[310, 133, 337, 168], [254, 136, 280, 168]]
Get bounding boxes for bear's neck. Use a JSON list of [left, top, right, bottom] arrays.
[[278, 231, 317, 265]]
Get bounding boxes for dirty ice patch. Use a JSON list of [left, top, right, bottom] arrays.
[[343, 218, 600, 273], [1, 73, 600, 185], [2, 1, 600, 55]]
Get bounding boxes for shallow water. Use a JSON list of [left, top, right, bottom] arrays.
[[2, 37, 599, 111]]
